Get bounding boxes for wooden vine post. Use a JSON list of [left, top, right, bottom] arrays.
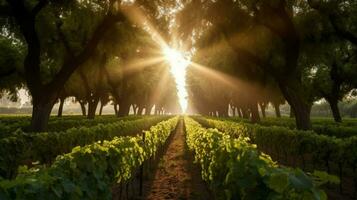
[[139, 131, 146, 196]]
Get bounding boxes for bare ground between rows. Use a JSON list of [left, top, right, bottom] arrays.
[[141, 119, 213, 200]]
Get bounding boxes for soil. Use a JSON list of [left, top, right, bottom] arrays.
[[142, 119, 212, 200]]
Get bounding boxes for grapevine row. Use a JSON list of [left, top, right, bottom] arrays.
[[0, 116, 169, 179], [214, 117, 357, 138], [184, 117, 338, 200], [0, 115, 143, 138], [0, 117, 178, 199], [195, 116, 357, 195]]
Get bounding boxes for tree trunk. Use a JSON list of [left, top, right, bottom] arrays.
[[218, 106, 226, 117], [326, 62, 342, 123], [137, 107, 143, 116], [79, 101, 86, 116], [118, 100, 130, 117], [237, 107, 242, 118], [133, 105, 137, 115], [289, 108, 295, 118], [145, 105, 153, 115], [279, 82, 312, 130], [114, 104, 118, 115], [250, 102, 260, 123], [328, 98, 342, 123], [241, 108, 249, 119], [87, 98, 99, 119], [273, 102, 281, 118], [231, 106, 236, 117], [259, 102, 266, 118], [30, 96, 56, 132], [57, 98, 65, 117], [99, 102, 104, 116], [294, 104, 311, 130]]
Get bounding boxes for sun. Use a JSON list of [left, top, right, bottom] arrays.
[[163, 47, 189, 69], [163, 47, 190, 113]]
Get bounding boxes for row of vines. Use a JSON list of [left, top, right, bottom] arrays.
[[0, 116, 178, 199], [184, 117, 338, 200]]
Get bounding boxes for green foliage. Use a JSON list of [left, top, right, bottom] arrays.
[[0, 117, 178, 199], [0, 116, 170, 179], [0, 36, 24, 100], [195, 117, 357, 183], [226, 116, 357, 138], [185, 117, 334, 200], [0, 115, 143, 138]]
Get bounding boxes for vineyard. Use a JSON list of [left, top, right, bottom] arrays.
[[0, 115, 355, 199], [189, 116, 357, 199], [1, 0, 357, 199], [0, 115, 178, 199]]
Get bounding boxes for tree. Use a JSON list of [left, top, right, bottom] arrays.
[[178, 0, 319, 129], [1, 0, 127, 131], [296, 5, 357, 122]]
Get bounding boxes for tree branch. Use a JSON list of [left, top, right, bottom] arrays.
[[46, 12, 126, 93], [56, 21, 75, 56], [218, 25, 275, 79]]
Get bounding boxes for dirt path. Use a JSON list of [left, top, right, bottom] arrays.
[[143, 119, 212, 200]]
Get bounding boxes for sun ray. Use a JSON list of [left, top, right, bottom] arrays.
[[188, 61, 241, 89], [120, 4, 169, 50], [120, 4, 191, 113], [122, 56, 166, 74], [149, 64, 170, 109]]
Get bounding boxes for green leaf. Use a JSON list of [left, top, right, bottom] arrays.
[[311, 188, 327, 200], [312, 170, 340, 186], [268, 172, 289, 193], [62, 179, 76, 193], [288, 169, 313, 190]]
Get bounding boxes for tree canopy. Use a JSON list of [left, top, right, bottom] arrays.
[[179, 0, 357, 129], [0, 0, 356, 131]]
